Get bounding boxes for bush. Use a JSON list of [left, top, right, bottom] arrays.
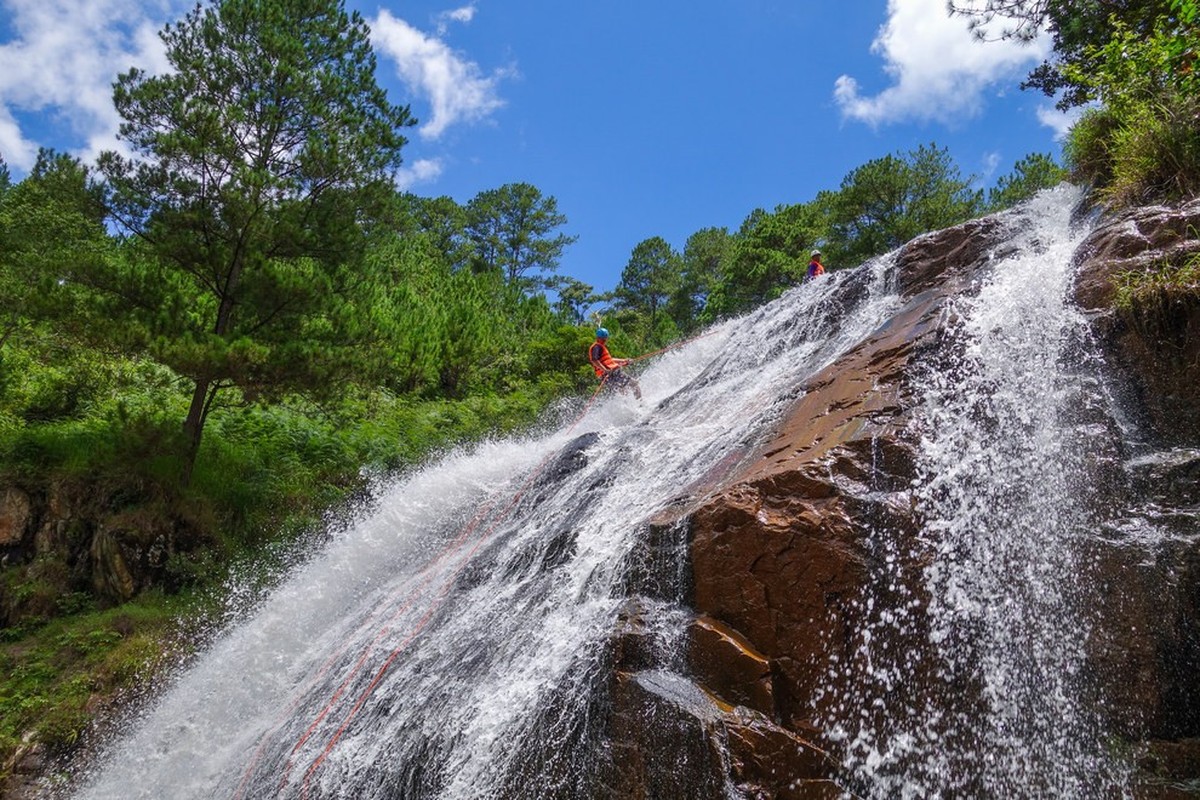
[[1063, 10, 1200, 206], [1105, 94, 1200, 206], [1065, 108, 1120, 191]]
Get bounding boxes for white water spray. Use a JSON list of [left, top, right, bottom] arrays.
[[824, 187, 1129, 797]]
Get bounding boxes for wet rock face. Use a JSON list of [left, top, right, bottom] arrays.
[[659, 199, 1200, 796], [671, 216, 1013, 794], [1068, 199, 1200, 777], [1074, 198, 1200, 444]]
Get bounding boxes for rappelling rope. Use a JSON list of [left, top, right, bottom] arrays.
[[242, 328, 717, 798], [231, 488, 511, 800], [227, 382, 605, 799], [294, 381, 607, 799]]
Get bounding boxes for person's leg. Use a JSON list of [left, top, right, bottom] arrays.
[[608, 369, 640, 400]]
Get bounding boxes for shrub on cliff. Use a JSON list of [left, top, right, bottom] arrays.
[[1064, 3, 1200, 206]]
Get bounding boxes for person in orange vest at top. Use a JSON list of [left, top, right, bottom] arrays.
[[806, 249, 826, 281], [588, 328, 642, 400]]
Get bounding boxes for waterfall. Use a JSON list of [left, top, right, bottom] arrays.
[[69, 187, 1128, 799], [71, 250, 901, 799], [822, 186, 1129, 797]]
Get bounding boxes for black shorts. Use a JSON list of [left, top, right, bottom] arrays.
[[603, 368, 632, 389]]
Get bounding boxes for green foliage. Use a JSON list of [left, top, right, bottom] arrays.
[[610, 237, 682, 342], [827, 143, 983, 265], [0, 151, 111, 350], [382, 193, 473, 270], [1062, 7, 1200, 205], [956, 0, 1200, 207], [1110, 250, 1200, 362], [0, 594, 190, 763], [703, 203, 819, 320], [551, 276, 596, 324], [1064, 107, 1120, 189], [670, 227, 731, 333], [95, 0, 416, 480], [0, 336, 188, 499], [464, 182, 578, 291], [987, 152, 1068, 211], [951, 0, 1180, 110], [188, 403, 357, 546]]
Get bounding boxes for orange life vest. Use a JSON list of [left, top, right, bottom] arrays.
[[588, 340, 619, 378]]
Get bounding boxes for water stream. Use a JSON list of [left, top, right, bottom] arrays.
[[821, 186, 1129, 797]]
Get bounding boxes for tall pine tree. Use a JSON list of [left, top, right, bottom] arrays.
[[97, 0, 414, 483]]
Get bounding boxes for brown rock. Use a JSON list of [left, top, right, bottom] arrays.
[[675, 198, 1200, 790], [0, 486, 33, 548], [606, 669, 846, 800], [611, 598, 658, 673], [686, 282, 945, 731], [895, 214, 1012, 298], [90, 528, 136, 601], [688, 615, 775, 716], [34, 520, 67, 557], [1140, 738, 1200, 781], [723, 705, 840, 798], [607, 670, 731, 800], [1073, 199, 1200, 312], [1086, 535, 1200, 740], [679, 212, 1019, 779]]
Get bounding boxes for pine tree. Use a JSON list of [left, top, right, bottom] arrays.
[[97, 0, 415, 483]]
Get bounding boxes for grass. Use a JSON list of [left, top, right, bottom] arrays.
[[0, 592, 197, 774], [1112, 249, 1200, 353], [1114, 254, 1200, 309]]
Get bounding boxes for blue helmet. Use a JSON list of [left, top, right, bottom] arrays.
[[595, 327, 609, 339]]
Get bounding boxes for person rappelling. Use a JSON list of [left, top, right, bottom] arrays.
[[588, 327, 642, 400], [806, 249, 826, 281]]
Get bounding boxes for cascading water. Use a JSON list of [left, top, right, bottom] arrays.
[[822, 186, 1130, 797], [69, 246, 902, 799], [67, 186, 1135, 800]]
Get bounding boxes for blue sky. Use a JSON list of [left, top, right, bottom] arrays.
[[0, 0, 1073, 294]]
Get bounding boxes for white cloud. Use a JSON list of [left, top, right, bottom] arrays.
[[981, 150, 1001, 180], [1037, 103, 1083, 141], [0, 0, 181, 171], [0, 108, 38, 169], [370, 9, 507, 140], [395, 157, 444, 190], [834, 0, 1050, 128], [436, 4, 476, 35]]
